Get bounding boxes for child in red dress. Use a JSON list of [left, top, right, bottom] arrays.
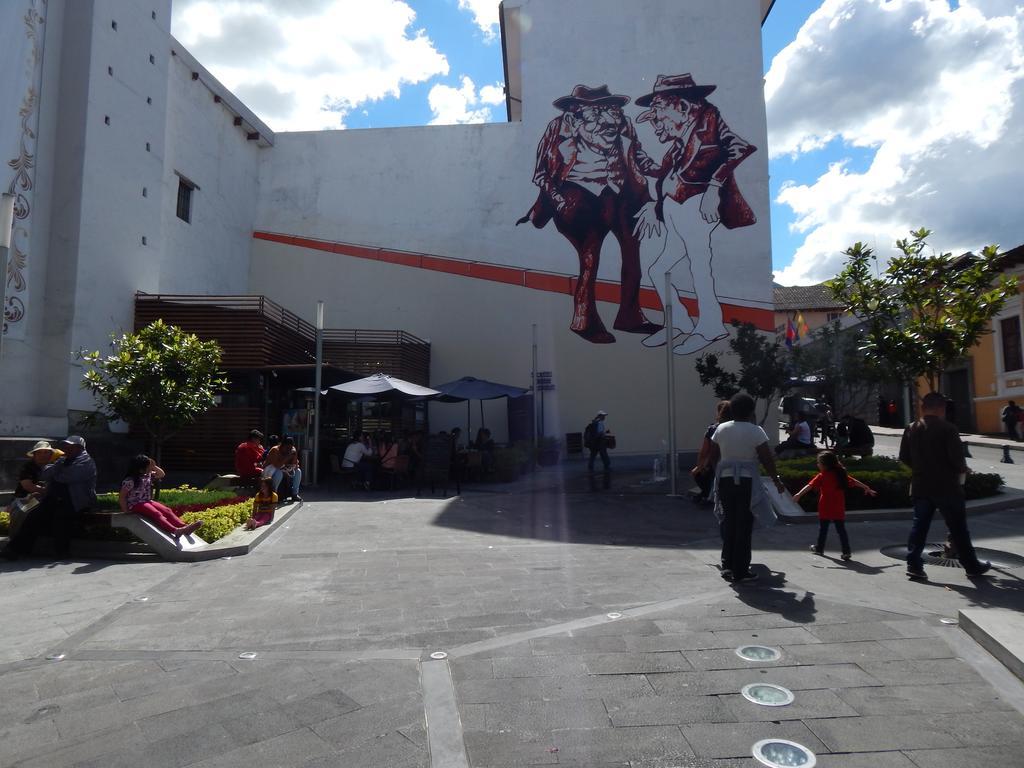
[[245, 477, 278, 530], [792, 451, 876, 560]]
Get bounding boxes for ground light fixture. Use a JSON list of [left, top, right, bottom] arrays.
[[735, 645, 782, 662], [752, 738, 816, 768], [741, 683, 795, 706], [238, 651, 258, 660]]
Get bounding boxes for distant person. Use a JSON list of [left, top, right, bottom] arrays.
[[2, 436, 97, 560], [278, 436, 302, 502], [899, 391, 991, 581], [245, 477, 278, 530], [342, 434, 376, 490], [260, 434, 280, 464], [119, 455, 202, 539], [1001, 400, 1021, 441], [878, 395, 888, 427], [838, 415, 875, 456], [585, 410, 611, 474], [234, 430, 264, 485], [775, 412, 812, 455], [792, 451, 876, 560], [691, 400, 731, 504], [887, 399, 898, 426], [709, 393, 786, 583]]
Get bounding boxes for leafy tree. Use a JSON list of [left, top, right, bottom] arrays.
[[789, 320, 885, 416], [81, 320, 228, 464], [827, 229, 1016, 392], [695, 321, 789, 425]]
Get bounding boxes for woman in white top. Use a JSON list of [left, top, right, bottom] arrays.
[[709, 393, 786, 583]]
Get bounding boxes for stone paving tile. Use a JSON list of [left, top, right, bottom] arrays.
[[528, 635, 629, 655], [310, 692, 424, 750], [648, 663, 882, 696], [812, 753, 919, 767], [804, 714, 969, 752], [142, 722, 241, 768], [708, 626, 823, 647], [856, 658, 984, 686], [778, 640, 909, 665], [624, 632, 720, 652], [604, 694, 733, 726], [219, 707, 303, 746], [903, 745, 1024, 768], [305, 730, 427, 768], [680, 720, 828, 759], [805, 621, 930, 643], [457, 673, 656, 704], [834, 682, 1014, 716], [720, 687, 859, 722], [874, 636, 955, 659], [683, 648, 790, 671], [183, 727, 335, 768], [482, 699, 611, 732], [281, 689, 361, 727], [583, 651, 694, 675], [6, 723, 149, 768], [492, 655, 591, 678], [462, 730, 559, 766], [546, 725, 696, 764]]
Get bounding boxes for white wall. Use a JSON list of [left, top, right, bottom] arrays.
[[250, 0, 772, 452]]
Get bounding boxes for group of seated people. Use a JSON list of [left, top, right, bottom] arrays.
[[776, 412, 875, 457], [337, 426, 497, 490], [234, 430, 303, 502]]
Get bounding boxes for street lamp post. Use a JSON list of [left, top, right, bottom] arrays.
[[313, 301, 324, 487], [665, 272, 678, 496], [0, 193, 15, 364]]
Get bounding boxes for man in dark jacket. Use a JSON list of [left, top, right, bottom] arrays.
[[898, 392, 990, 581], [2, 435, 97, 560]]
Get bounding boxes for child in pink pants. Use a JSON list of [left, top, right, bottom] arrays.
[[120, 455, 202, 539]]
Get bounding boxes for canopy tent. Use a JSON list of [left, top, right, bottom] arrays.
[[434, 376, 529, 440], [329, 373, 440, 399]]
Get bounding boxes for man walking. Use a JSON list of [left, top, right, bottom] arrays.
[[1000, 400, 1021, 441], [586, 410, 611, 474], [898, 392, 991, 581]]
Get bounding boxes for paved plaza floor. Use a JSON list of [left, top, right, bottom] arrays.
[[2, 475, 1024, 767]]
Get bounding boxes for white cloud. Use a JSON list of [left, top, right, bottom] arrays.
[[458, 0, 501, 40], [767, 0, 1024, 285], [427, 76, 504, 124], [171, 0, 450, 131]]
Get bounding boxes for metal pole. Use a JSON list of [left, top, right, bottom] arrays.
[[665, 272, 678, 496], [532, 324, 538, 458], [313, 301, 324, 486], [0, 194, 15, 364]]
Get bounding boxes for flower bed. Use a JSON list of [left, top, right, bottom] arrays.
[[91, 485, 254, 543], [776, 455, 1003, 511]]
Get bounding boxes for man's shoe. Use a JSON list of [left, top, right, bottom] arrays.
[[291, 495, 302, 502], [735, 572, 759, 583], [965, 561, 992, 576], [906, 567, 928, 581], [809, 545, 823, 555], [720, 569, 734, 582], [841, 552, 852, 561]]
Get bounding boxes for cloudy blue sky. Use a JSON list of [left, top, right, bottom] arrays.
[[171, 0, 1024, 285]]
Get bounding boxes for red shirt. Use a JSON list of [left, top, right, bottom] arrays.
[[807, 470, 857, 521], [234, 441, 263, 478]]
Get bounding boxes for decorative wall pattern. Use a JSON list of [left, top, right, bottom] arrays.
[[1, 0, 46, 340]]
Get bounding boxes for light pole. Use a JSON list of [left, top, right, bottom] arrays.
[[313, 300, 324, 487], [665, 272, 678, 496], [0, 193, 15, 363]]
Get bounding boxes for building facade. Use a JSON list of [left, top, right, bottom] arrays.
[[1, 0, 776, 457]]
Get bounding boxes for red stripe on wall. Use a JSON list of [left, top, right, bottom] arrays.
[[253, 231, 774, 331]]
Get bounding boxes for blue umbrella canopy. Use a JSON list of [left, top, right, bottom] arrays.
[[434, 376, 528, 402]]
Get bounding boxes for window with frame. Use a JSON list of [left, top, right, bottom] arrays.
[[175, 175, 196, 223], [826, 311, 842, 322], [1001, 316, 1023, 372]]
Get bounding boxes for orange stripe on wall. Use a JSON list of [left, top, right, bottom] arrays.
[[253, 231, 775, 331]]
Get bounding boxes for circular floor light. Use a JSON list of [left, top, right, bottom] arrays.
[[238, 651, 258, 660], [735, 645, 782, 662], [430, 651, 448, 660], [939, 617, 958, 625], [742, 683, 795, 706], [752, 738, 816, 768], [606, 612, 623, 620], [46, 652, 66, 661]]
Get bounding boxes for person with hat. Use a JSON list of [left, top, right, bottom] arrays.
[[632, 73, 757, 355], [585, 410, 612, 474], [2, 435, 96, 560], [3, 441, 63, 522], [518, 84, 661, 344], [234, 429, 265, 486]]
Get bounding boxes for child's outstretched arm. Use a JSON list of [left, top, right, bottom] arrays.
[[792, 484, 812, 502], [849, 475, 877, 497]]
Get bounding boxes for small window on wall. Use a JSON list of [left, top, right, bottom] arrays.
[[1002, 316, 1023, 372], [175, 174, 197, 223]]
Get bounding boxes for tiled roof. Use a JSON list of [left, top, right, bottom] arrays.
[[773, 283, 845, 311]]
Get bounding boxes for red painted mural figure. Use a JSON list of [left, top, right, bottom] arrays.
[[633, 73, 757, 355], [518, 84, 661, 344]]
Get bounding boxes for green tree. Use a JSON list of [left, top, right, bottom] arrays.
[[789, 320, 884, 416], [695, 321, 789, 425], [827, 229, 1016, 391], [81, 320, 228, 464]]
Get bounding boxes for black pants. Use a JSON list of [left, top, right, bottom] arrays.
[[718, 476, 754, 576], [817, 519, 850, 555], [7, 491, 81, 558], [588, 445, 610, 472]]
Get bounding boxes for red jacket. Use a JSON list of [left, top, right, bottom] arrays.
[[234, 441, 263, 477]]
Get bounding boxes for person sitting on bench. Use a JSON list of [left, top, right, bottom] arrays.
[[776, 413, 813, 455], [120, 454, 202, 539]]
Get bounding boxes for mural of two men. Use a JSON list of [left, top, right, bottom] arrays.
[[518, 73, 756, 356]]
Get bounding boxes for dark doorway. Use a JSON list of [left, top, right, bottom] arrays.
[[945, 368, 973, 432]]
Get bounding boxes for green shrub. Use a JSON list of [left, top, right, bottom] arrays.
[[96, 485, 238, 510], [0, 510, 9, 536], [180, 500, 252, 543], [774, 455, 1003, 510]]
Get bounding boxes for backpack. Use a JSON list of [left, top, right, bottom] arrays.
[[583, 421, 597, 449]]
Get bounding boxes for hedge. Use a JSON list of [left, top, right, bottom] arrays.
[[776, 455, 1003, 511]]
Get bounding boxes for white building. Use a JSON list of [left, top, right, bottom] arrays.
[[1, 0, 775, 461]]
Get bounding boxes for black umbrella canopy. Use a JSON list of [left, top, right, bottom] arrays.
[[435, 376, 528, 402]]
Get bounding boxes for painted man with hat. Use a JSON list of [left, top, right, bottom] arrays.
[[633, 73, 757, 355], [518, 84, 661, 344], [2, 435, 96, 560]]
